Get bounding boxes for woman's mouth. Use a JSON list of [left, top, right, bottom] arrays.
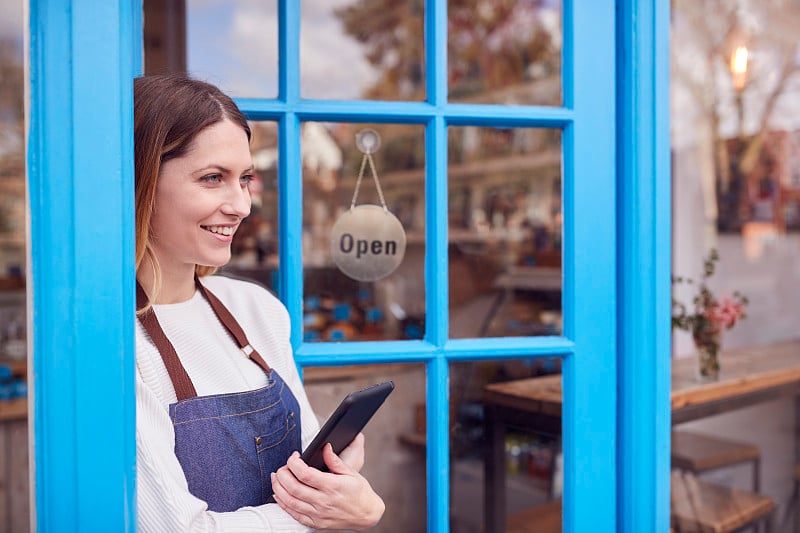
[[202, 225, 236, 237]]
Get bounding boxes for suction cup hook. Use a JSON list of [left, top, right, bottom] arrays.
[[356, 128, 381, 155]]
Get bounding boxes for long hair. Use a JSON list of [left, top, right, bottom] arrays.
[[134, 74, 251, 307]]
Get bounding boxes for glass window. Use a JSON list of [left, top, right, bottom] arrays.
[[184, 0, 278, 98], [301, 1, 424, 101], [449, 358, 562, 533], [0, 0, 30, 530], [448, 126, 562, 339], [143, 2, 618, 530], [671, 0, 800, 528], [301, 122, 426, 343], [304, 363, 427, 532], [447, 0, 563, 106]]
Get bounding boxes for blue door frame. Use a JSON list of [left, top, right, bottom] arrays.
[[26, 1, 670, 531], [27, 1, 139, 531]]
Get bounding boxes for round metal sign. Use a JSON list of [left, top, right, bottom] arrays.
[[330, 204, 406, 281]]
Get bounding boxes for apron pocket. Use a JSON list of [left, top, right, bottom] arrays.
[[256, 412, 299, 501]]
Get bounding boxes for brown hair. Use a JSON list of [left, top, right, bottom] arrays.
[[134, 74, 251, 300]]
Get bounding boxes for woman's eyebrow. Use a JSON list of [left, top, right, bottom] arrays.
[[194, 164, 254, 175]]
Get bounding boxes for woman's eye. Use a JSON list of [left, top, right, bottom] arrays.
[[200, 174, 222, 183], [240, 174, 254, 186]]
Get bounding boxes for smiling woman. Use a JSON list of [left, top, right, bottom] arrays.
[[133, 74, 385, 532], [144, 119, 253, 303]]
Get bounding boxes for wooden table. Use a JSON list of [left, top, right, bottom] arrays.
[[482, 340, 800, 533]]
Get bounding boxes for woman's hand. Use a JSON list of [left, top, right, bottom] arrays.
[[338, 432, 366, 472], [270, 438, 385, 531]]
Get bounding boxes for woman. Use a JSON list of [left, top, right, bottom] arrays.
[[134, 74, 385, 532]]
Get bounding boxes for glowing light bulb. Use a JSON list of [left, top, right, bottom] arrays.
[[730, 46, 749, 90]]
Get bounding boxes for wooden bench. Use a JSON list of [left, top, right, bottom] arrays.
[[671, 470, 775, 533], [672, 431, 761, 491]]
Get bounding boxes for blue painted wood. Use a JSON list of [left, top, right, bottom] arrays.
[[28, 0, 137, 530], [427, 0, 447, 106], [237, 98, 573, 126], [277, 0, 299, 103], [616, 1, 672, 532], [294, 337, 573, 366], [564, 1, 618, 532], [426, 115, 449, 349], [278, 113, 305, 351], [426, 356, 449, 533]]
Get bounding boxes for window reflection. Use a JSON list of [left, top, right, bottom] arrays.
[[184, 0, 278, 98], [300, 123, 426, 343], [304, 363, 427, 532], [302, 0, 420, 100], [449, 358, 562, 533], [448, 127, 562, 339], [671, 1, 800, 531], [448, 0, 563, 106], [671, 0, 800, 351]]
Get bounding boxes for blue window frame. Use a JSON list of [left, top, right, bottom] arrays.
[[26, 1, 670, 531], [240, 3, 618, 532]]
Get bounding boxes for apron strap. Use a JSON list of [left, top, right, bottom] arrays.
[[193, 277, 272, 375], [136, 282, 198, 400], [135, 277, 272, 402]]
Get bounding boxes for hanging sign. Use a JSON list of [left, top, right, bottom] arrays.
[[330, 205, 406, 281], [330, 129, 407, 281]]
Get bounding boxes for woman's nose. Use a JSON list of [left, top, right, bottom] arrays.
[[223, 183, 252, 218]]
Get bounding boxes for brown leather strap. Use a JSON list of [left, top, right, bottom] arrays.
[[194, 277, 272, 375], [135, 278, 272, 401], [136, 282, 198, 400]]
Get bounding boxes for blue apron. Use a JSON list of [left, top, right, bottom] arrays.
[[137, 279, 301, 512]]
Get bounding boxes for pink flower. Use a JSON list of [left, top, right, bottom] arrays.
[[705, 296, 745, 329]]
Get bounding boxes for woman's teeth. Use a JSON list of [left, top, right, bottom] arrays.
[[204, 225, 234, 236]]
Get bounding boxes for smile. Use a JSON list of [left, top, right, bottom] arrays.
[[202, 225, 236, 236]]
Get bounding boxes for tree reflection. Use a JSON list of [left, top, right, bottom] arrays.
[[335, 0, 562, 104], [672, 0, 800, 233]]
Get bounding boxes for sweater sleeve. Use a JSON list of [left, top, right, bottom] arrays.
[[135, 371, 315, 533]]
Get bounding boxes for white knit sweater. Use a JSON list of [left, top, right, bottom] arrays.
[[136, 275, 319, 532]]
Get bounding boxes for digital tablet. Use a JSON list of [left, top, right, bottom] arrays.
[[302, 380, 395, 472]]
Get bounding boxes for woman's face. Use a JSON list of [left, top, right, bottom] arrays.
[[150, 118, 253, 279]]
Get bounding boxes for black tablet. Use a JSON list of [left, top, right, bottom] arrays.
[[302, 380, 395, 472]]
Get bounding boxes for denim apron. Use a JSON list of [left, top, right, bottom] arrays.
[[137, 278, 301, 512]]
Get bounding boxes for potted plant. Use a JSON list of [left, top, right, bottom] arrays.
[[672, 249, 749, 380]]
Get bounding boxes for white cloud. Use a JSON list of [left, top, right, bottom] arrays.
[[299, 2, 379, 100], [187, 0, 377, 100]]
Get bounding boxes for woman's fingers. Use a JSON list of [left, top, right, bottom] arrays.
[[271, 447, 385, 531], [338, 433, 366, 472]]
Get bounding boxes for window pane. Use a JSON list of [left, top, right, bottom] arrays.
[[448, 126, 562, 339], [185, 0, 278, 98], [223, 121, 281, 288], [448, 0, 563, 106], [301, 0, 425, 101], [304, 364, 427, 532], [0, 0, 30, 530], [671, 1, 799, 529], [302, 122, 425, 343], [449, 359, 562, 532]]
